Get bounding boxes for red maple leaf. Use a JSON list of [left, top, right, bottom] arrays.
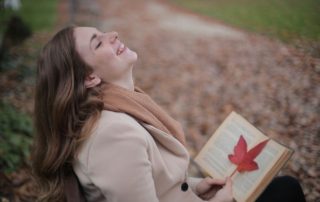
[[228, 135, 269, 172]]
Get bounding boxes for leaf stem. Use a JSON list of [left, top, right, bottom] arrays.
[[229, 168, 237, 178]]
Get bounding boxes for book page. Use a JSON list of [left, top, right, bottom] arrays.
[[248, 148, 294, 202], [231, 140, 285, 201], [194, 127, 238, 179], [194, 111, 265, 179]]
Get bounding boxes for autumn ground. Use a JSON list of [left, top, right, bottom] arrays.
[[1, 0, 319, 201]]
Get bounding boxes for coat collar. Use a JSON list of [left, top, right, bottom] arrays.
[[139, 122, 190, 160]]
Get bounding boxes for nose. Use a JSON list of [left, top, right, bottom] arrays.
[[109, 31, 118, 43]]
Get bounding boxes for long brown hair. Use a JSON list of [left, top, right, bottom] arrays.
[[31, 25, 105, 201]]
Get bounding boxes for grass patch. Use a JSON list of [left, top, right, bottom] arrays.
[[0, 101, 33, 173], [168, 0, 320, 43], [0, 0, 58, 33]]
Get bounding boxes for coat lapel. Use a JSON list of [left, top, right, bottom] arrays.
[[139, 122, 190, 160]]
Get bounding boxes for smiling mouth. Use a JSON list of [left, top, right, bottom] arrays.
[[117, 43, 126, 55]]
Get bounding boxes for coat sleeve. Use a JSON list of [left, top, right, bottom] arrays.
[[187, 176, 203, 195], [87, 115, 159, 202]]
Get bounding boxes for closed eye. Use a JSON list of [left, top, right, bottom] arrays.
[[95, 41, 102, 49]]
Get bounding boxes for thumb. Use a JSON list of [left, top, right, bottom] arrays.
[[224, 177, 233, 192], [207, 178, 226, 185]]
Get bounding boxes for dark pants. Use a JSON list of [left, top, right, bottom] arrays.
[[255, 175, 306, 202]]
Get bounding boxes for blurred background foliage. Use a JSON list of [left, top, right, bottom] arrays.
[[0, 101, 33, 174], [0, 0, 58, 171], [0, 0, 58, 33], [0, 0, 58, 200]]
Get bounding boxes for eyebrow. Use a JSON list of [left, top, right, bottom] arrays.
[[89, 33, 97, 51]]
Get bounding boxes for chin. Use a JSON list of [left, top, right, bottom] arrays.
[[126, 49, 138, 64]]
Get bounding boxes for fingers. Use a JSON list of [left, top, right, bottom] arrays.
[[199, 191, 216, 200], [208, 177, 234, 202], [224, 176, 233, 193], [205, 176, 227, 185], [199, 186, 221, 200]]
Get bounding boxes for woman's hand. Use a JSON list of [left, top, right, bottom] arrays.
[[195, 176, 234, 202]]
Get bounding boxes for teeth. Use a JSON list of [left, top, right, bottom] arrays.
[[117, 43, 125, 55]]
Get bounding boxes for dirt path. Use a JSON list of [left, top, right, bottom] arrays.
[[80, 0, 319, 200]]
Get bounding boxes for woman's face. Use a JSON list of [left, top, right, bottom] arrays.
[[73, 26, 137, 86]]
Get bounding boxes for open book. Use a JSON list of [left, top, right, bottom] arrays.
[[194, 111, 294, 202]]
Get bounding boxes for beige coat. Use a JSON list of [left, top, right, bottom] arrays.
[[73, 110, 208, 202]]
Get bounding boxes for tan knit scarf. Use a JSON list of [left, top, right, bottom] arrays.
[[101, 81, 187, 147]]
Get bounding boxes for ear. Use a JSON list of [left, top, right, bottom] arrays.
[[84, 73, 101, 88]]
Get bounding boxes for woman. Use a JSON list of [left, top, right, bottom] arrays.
[[31, 25, 306, 202]]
